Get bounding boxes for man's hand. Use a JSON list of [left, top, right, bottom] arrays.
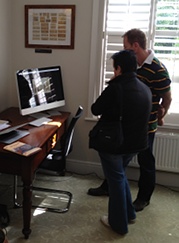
[[158, 91, 172, 126], [158, 105, 165, 126]]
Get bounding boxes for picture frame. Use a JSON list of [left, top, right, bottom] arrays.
[[25, 5, 75, 49]]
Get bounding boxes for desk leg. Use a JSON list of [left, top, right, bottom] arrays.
[[22, 182, 32, 239], [13, 175, 22, 208]]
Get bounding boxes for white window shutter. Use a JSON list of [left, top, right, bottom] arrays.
[[103, 0, 153, 88], [102, 0, 179, 116]]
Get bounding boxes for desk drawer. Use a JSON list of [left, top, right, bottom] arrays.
[[46, 121, 66, 152], [57, 122, 66, 141], [47, 133, 58, 152]]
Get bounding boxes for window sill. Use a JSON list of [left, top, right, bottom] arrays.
[[85, 116, 98, 122]]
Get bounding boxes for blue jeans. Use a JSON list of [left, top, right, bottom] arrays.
[[137, 132, 155, 202], [98, 152, 136, 234]]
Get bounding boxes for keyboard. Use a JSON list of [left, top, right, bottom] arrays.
[[0, 130, 30, 144], [0, 123, 28, 136], [0, 123, 30, 144], [29, 117, 52, 127]]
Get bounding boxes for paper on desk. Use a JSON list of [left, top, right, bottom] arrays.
[[0, 120, 10, 131], [0, 119, 9, 124]]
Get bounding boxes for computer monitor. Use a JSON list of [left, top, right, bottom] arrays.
[[15, 66, 65, 116]]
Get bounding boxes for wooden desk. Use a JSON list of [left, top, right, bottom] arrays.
[[0, 107, 70, 239]]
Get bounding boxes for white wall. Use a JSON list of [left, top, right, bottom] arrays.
[[0, 0, 12, 111], [0, 0, 178, 188], [8, 0, 101, 173]]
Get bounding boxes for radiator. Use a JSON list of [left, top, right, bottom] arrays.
[[130, 132, 179, 173]]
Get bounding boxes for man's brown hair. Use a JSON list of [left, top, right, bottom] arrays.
[[122, 28, 147, 50]]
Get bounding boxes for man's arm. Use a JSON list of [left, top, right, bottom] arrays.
[[158, 90, 172, 125]]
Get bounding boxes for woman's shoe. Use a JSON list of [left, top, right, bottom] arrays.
[[0, 228, 8, 243], [100, 215, 110, 227]]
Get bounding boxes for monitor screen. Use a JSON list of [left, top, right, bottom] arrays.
[[16, 66, 65, 116]]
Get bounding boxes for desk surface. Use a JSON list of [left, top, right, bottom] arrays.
[[0, 107, 70, 238], [0, 107, 70, 174], [0, 107, 70, 149]]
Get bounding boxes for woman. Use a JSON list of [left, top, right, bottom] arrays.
[[90, 50, 152, 234]]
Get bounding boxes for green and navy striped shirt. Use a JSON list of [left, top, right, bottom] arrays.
[[137, 50, 171, 133]]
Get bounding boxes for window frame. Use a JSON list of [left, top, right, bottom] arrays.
[[87, 0, 179, 129], [87, 0, 106, 119]]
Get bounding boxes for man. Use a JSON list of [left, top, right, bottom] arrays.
[[88, 29, 172, 212], [90, 50, 152, 234]]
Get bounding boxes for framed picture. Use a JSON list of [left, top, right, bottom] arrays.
[[25, 5, 75, 49]]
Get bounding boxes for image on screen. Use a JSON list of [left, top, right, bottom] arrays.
[[16, 66, 65, 116]]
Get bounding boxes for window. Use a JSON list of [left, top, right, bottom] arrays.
[[88, 0, 179, 127], [103, 0, 153, 86], [154, 0, 179, 116]]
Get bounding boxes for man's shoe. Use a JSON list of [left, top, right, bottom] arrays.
[[88, 186, 109, 196], [88, 180, 109, 196], [100, 215, 110, 227], [128, 218, 136, 224], [133, 198, 150, 212]]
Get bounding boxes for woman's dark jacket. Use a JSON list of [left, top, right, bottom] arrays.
[[91, 72, 152, 154]]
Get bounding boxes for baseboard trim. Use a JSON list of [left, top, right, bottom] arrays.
[[66, 159, 104, 178], [66, 159, 179, 188]]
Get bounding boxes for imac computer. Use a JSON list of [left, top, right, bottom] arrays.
[[15, 66, 65, 116]]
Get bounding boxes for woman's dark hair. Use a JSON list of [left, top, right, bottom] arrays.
[[111, 50, 137, 73]]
